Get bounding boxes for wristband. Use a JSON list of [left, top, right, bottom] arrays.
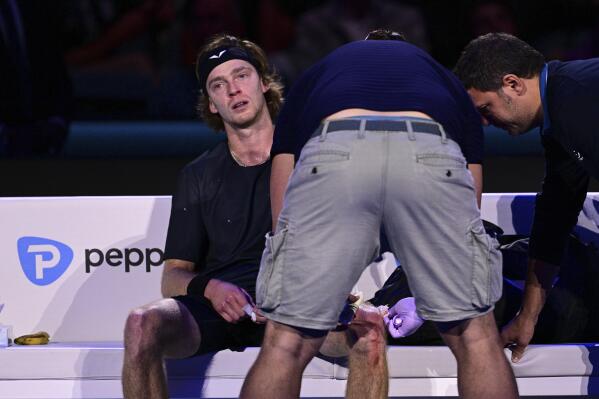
[[187, 275, 212, 298]]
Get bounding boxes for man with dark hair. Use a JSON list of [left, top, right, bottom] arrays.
[[454, 32, 599, 363], [364, 28, 407, 41], [241, 32, 518, 399], [121, 34, 394, 399]]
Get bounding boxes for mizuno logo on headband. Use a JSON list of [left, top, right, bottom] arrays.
[[209, 50, 227, 59], [196, 45, 261, 93]]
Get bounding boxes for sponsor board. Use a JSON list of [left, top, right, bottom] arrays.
[[2, 194, 599, 342], [0, 197, 171, 341]]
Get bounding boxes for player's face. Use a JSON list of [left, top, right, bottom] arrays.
[[468, 88, 537, 135], [206, 59, 268, 129]]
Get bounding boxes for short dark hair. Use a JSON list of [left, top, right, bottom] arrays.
[[454, 33, 545, 91], [195, 34, 284, 132], [365, 28, 406, 42]]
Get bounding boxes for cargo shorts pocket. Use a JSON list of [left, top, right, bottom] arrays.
[[256, 226, 289, 311], [469, 220, 503, 309]]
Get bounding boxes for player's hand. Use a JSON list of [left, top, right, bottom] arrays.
[[384, 297, 424, 338], [205, 279, 256, 324], [501, 312, 536, 363], [250, 306, 267, 324], [238, 289, 267, 324]]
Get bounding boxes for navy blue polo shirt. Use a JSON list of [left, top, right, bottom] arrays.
[[529, 58, 599, 265], [541, 59, 599, 176], [272, 40, 484, 164]]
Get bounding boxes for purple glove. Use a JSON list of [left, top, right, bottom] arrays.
[[384, 297, 424, 338]]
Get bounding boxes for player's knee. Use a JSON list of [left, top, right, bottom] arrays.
[[437, 312, 500, 350], [353, 306, 386, 336], [262, 322, 324, 365], [124, 307, 167, 357]]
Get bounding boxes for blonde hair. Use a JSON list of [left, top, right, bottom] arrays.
[[196, 34, 284, 132]]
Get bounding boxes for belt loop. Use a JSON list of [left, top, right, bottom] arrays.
[[320, 120, 330, 142], [358, 118, 367, 139], [439, 123, 448, 144], [406, 119, 416, 141]]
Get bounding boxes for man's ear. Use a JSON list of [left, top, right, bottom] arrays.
[[502, 74, 526, 96], [208, 97, 218, 114], [261, 79, 269, 94]]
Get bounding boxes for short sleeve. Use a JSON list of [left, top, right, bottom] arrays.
[[460, 99, 485, 165], [163, 165, 209, 269], [272, 63, 323, 158], [448, 71, 484, 164]]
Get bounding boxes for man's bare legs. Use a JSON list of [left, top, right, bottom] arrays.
[[437, 312, 518, 399], [345, 305, 388, 399], [240, 321, 325, 399], [122, 299, 201, 399], [243, 305, 388, 399]]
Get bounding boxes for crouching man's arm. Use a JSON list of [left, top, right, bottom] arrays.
[[270, 153, 294, 231]]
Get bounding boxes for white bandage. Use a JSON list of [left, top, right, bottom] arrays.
[[243, 304, 257, 322]]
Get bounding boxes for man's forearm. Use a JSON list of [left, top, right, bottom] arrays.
[[520, 257, 560, 321], [270, 153, 295, 230], [160, 259, 196, 298], [467, 163, 482, 209]]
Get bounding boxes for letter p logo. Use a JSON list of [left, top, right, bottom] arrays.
[[17, 237, 73, 286]]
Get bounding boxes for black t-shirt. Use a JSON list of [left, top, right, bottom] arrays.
[[272, 40, 484, 164], [164, 142, 271, 296]]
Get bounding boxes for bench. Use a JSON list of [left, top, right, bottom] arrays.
[[1, 194, 598, 398]]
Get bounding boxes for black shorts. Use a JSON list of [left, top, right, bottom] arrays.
[[173, 294, 265, 356]]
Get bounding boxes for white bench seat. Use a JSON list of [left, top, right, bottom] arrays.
[[1, 342, 598, 398]]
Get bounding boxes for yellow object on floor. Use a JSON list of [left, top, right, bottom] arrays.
[[14, 331, 49, 345]]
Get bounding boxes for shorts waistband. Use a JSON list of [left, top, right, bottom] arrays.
[[310, 117, 448, 140]]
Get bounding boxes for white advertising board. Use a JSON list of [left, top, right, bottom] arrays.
[[2, 194, 599, 342], [0, 196, 170, 341], [481, 193, 599, 246]]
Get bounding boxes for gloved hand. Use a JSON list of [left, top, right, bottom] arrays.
[[384, 297, 424, 338]]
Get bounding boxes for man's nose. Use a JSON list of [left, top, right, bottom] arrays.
[[228, 81, 241, 96], [480, 115, 490, 126]]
